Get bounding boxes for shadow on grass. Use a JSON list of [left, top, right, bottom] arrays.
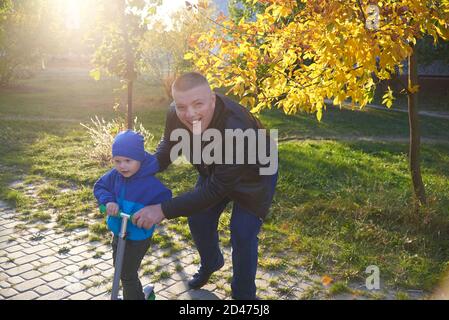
[[266, 140, 449, 290], [0, 120, 77, 194], [259, 107, 449, 141]]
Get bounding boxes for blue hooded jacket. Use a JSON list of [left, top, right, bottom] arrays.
[[93, 152, 172, 241]]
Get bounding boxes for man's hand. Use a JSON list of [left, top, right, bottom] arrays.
[[106, 202, 119, 217], [132, 204, 166, 230]]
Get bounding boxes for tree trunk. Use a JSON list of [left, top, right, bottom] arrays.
[[120, 0, 134, 130], [127, 79, 133, 130], [407, 49, 427, 206]]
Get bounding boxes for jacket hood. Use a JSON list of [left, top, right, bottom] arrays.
[[128, 151, 159, 179]]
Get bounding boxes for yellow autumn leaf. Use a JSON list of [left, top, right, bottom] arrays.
[[408, 84, 420, 94], [240, 96, 256, 108], [89, 69, 101, 81], [250, 102, 265, 114], [315, 101, 324, 121], [382, 86, 395, 108], [184, 52, 194, 60], [316, 108, 323, 121], [322, 275, 333, 286]]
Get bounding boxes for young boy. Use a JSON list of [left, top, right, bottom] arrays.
[[94, 130, 172, 300]]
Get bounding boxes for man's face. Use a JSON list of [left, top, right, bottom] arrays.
[[113, 156, 141, 178], [172, 84, 216, 133]]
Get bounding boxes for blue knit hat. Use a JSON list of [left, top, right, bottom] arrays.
[[112, 130, 145, 162]]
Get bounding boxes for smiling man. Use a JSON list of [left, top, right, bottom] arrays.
[[169, 74, 216, 133], [132, 72, 278, 300]]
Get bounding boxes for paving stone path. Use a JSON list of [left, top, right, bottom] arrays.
[[0, 196, 324, 300]]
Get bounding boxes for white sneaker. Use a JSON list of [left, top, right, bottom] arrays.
[[143, 284, 155, 300]]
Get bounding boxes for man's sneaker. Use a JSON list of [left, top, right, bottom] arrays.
[[144, 284, 156, 300], [188, 258, 225, 290]]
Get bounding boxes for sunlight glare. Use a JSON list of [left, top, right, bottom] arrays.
[[153, 0, 198, 28], [65, 0, 81, 30]]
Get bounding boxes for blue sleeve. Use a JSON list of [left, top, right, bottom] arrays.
[[93, 170, 117, 205], [148, 181, 172, 206]]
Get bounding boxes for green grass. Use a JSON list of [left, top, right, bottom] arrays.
[[395, 291, 410, 300], [0, 67, 168, 121], [166, 218, 193, 242], [57, 247, 70, 255], [23, 211, 52, 223], [89, 222, 109, 237], [80, 264, 94, 272], [259, 257, 286, 271], [259, 106, 449, 141], [175, 264, 183, 272], [3, 189, 31, 209], [269, 279, 279, 287], [265, 140, 449, 290], [1, 66, 449, 295], [168, 242, 184, 255], [92, 251, 105, 259], [13, 223, 27, 231], [275, 286, 295, 297], [328, 281, 352, 296]]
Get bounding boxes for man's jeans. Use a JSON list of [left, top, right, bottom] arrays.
[[112, 236, 152, 300], [188, 172, 278, 299]]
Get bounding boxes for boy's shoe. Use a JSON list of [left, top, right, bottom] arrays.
[[188, 257, 225, 290], [144, 284, 156, 300]]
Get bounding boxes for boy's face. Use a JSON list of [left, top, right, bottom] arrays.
[[113, 156, 141, 178]]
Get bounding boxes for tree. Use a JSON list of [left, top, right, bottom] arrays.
[[89, 0, 150, 129], [89, 0, 217, 119], [0, 0, 64, 86], [228, 0, 268, 22], [140, 3, 214, 99], [186, 0, 449, 207]]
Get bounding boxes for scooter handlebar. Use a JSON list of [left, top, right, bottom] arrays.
[[99, 204, 131, 219]]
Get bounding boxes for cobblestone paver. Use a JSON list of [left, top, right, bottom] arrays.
[[0, 197, 316, 300]]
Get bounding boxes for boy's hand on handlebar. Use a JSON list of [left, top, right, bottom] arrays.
[[106, 202, 119, 217]]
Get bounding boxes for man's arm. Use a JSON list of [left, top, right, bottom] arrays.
[[132, 163, 245, 229], [161, 162, 245, 218]]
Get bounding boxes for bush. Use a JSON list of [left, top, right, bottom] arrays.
[[80, 116, 154, 165]]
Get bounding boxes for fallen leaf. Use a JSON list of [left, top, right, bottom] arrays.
[[322, 275, 333, 286]]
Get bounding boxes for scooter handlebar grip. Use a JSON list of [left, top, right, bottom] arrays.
[[99, 205, 131, 219]]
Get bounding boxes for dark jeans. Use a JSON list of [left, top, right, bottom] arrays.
[[188, 172, 278, 300], [112, 236, 152, 300]]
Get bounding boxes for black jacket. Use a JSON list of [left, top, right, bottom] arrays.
[[156, 93, 276, 220]]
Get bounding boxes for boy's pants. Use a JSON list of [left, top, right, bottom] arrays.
[[112, 236, 151, 300], [188, 172, 278, 300]]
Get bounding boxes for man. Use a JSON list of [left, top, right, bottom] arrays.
[[133, 72, 278, 300]]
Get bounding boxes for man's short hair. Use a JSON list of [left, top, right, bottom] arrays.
[[172, 72, 210, 92]]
